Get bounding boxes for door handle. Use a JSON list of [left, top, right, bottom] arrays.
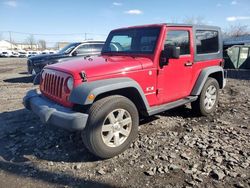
[[184, 61, 193, 66]]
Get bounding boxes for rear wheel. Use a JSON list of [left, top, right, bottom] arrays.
[[82, 95, 139, 159], [191, 77, 219, 116]]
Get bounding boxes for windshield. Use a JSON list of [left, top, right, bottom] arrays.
[[58, 43, 80, 54], [102, 27, 161, 54]]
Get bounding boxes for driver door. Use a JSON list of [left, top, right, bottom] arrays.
[[157, 27, 194, 104]]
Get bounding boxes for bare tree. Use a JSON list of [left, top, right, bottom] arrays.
[[224, 24, 250, 37], [26, 34, 36, 50], [183, 16, 206, 25], [38, 40, 46, 50]]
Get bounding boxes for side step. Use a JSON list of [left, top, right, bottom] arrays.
[[147, 96, 198, 116]]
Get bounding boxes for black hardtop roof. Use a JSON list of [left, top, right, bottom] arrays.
[[114, 23, 221, 31], [165, 23, 221, 30]]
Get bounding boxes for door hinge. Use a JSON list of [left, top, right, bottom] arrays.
[[157, 69, 164, 75]]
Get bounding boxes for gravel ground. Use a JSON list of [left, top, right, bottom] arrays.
[[0, 58, 249, 188]]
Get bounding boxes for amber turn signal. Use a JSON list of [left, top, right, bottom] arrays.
[[88, 94, 95, 101]]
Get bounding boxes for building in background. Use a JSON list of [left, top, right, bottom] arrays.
[[0, 39, 40, 50], [15, 42, 39, 50], [0, 40, 17, 50]]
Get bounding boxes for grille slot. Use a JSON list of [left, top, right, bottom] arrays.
[[43, 72, 64, 98]]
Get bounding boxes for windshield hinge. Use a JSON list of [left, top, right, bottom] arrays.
[[80, 71, 87, 82]]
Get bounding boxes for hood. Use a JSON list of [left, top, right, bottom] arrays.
[[29, 53, 66, 63], [46, 56, 146, 80]]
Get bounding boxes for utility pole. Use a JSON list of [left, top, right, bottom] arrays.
[[9, 31, 12, 50]]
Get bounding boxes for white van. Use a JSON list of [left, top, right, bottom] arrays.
[[0, 50, 12, 57]]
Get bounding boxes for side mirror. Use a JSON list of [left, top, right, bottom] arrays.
[[160, 45, 180, 67], [164, 45, 180, 59], [172, 46, 180, 59], [72, 51, 78, 56]]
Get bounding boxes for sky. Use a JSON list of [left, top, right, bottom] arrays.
[[0, 0, 250, 46]]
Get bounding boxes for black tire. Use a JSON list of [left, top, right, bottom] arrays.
[[191, 77, 219, 116], [82, 95, 139, 159]]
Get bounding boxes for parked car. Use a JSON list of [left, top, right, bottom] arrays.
[[18, 51, 28, 58], [49, 50, 56, 54], [27, 41, 105, 75], [27, 51, 40, 58], [24, 23, 226, 159], [41, 50, 55, 54], [41, 50, 48, 54], [0, 50, 12, 57], [27, 51, 33, 57], [10, 51, 19, 57]]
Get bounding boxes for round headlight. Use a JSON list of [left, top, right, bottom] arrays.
[[66, 77, 74, 91]]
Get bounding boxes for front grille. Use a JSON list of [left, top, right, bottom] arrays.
[[40, 69, 73, 107], [43, 72, 64, 98]]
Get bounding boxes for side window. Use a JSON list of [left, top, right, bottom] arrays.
[[75, 44, 91, 55], [165, 30, 190, 55], [196, 30, 219, 54], [90, 44, 104, 52]]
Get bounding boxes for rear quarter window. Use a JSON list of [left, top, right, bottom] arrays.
[[196, 30, 219, 54]]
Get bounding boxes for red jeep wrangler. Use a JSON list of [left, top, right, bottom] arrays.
[[24, 24, 226, 158]]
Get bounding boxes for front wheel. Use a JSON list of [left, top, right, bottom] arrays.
[[82, 95, 139, 159], [191, 77, 219, 116]]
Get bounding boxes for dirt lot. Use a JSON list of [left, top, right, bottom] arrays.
[[0, 58, 249, 188]]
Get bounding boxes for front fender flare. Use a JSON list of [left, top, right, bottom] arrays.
[[69, 77, 150, 108]]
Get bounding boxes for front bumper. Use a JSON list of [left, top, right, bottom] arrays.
[[23, 89, 88, 131]]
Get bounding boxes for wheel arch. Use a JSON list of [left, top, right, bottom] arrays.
[[69, 77, 150, 115], [209, 71, 224, 88], [191, 66, 225, 96], [94, 87, 148, 116]]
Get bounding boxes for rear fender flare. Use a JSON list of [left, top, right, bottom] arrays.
[[191, 66, 224, 96]]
